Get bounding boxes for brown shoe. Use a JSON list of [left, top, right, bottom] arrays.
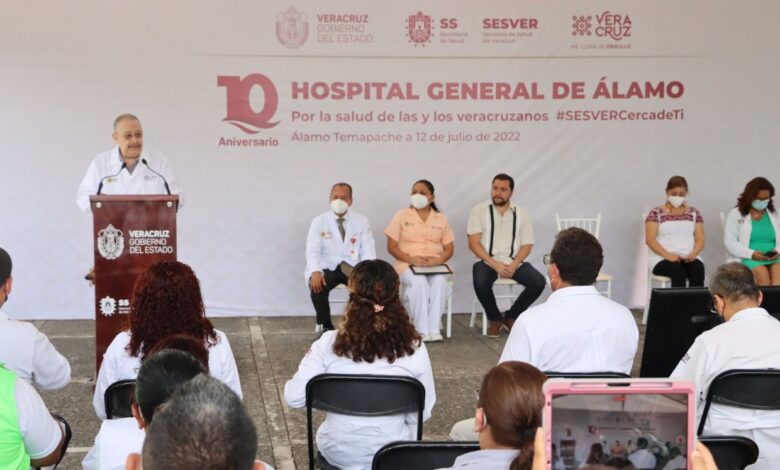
[[502, 318, 515, 332], [487, 321, 502, 337]]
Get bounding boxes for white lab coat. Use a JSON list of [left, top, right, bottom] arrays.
[[0, 311, 71, 390], [92, 329, 242, 420], [671, 307, 780, 470], [76, 146, 183, 212], [284, 331, 436, 470], [304, 210, 376, 281], [499, 286, 638, 374], [724, 207, 780, 261], [81, 417, 144, 470]]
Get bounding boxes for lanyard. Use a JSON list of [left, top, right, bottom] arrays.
[[488, 204, 517, 259]]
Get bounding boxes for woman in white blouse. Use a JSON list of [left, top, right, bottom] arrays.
[[645, 175, 705, 287], [285, 259, 436, 470], [92, 261, 242, 420], [439, 361, 545, 470]]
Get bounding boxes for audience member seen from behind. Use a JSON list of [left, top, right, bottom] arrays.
[[84, 343, 207, 470], [284, 259, 436, 470], [385, 179, 455, 341], [499, 227, 638, 373], [93, 260, 242, 420], [628, 437, 656, 470], [0, 365, 65, 469], [724, 177, 780, 285], [450, 227, 638, 442], [437, 361, 545, 470], [0, 247, 71, 390], [662, 446, 687, 470], [671, 262, 780, 469], [645, 176, 705, 287], [579, 442, 608, 467], [127, 374, 270, 470]]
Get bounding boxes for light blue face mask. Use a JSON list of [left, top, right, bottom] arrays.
[[752, 199, 770, 211]]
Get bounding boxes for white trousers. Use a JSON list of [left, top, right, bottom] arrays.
[[399, 270, 449, 335]]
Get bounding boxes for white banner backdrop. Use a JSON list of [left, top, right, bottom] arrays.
[[1, 1, 778, 319]]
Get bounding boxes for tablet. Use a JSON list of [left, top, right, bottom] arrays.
[[543, 379, 695, 470], [410, 264, 453, 275]]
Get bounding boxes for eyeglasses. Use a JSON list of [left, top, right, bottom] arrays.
[[543, 253, 552, 265]]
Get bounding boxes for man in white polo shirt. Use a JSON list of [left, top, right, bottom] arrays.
[[671, 262, 780, 470], [0, 247, 71, 390], [305, 183, 376, 331], [499, 227, 638, 372], [468, 174, 546, 337], [451, 227, 638, 441], [76, 113, 183, 212]]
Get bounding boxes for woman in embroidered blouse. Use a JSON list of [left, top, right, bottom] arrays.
[[645, 175, 705, 287]]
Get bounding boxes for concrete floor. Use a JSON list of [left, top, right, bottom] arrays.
[[34, 311, 646, 469]]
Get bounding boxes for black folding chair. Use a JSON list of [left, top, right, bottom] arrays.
[[306, 374, 426, 470], [699, 436, 759, 470], [104, 379, 136, 419], [372, 441, 480, 470], [698, 369, 780, 436], [544, 371, 630, 379]]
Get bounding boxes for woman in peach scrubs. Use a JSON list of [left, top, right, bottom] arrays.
[[385, 179, 455, 342]]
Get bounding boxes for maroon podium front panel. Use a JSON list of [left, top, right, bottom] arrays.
[[90, 195, 178, 372]]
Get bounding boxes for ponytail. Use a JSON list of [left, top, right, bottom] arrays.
[[509, 429, 536, 470]]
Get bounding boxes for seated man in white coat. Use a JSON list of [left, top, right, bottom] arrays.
[[451, 227, 638, 440], [0, 247, 71, 390], [76, 113, 183, 213], [305, 183, 375, 331], [671, 262, 780, 470]]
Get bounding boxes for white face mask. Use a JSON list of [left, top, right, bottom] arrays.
[[410, 193, 429, 209], [667, 195, 685, 208], [330, 198, 349, 215]]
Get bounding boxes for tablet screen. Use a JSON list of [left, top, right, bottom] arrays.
[[550, 393, 689, 470]]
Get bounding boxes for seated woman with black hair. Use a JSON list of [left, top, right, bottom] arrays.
[[285, 259, 436, 470]]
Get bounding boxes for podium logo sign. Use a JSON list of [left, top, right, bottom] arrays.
[[99, 296, 116, 316], [217, 74, 280, 134], [276, 6, 309, 49], [97, 224, 124, 260]]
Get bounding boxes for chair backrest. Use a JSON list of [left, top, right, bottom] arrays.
[[306, 374, 426, 470], [104, 379, 136, 419], [544, 371, 630, 379], [555, 213, 601, 239], [372, 441, 480, 470], [699, 435, 759, 470], [698, 369, 780, 435]]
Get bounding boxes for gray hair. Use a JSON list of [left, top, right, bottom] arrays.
[[142, 375, 257, 470], [113, 113, 140, 130], [709, 262, 760, 302]]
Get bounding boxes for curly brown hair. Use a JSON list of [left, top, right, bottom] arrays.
[[333, 259, 421, 363], [737, 177, 775, 216], [127, 261, 217, 358]]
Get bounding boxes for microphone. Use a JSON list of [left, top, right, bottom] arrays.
[[142, 158, 171, 195], [96, 162, 126, 195]]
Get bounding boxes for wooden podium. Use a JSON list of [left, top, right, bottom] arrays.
[[90, 195, 178, 372]]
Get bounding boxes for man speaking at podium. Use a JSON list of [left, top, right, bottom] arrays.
[[76, 113, 183, 212]]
